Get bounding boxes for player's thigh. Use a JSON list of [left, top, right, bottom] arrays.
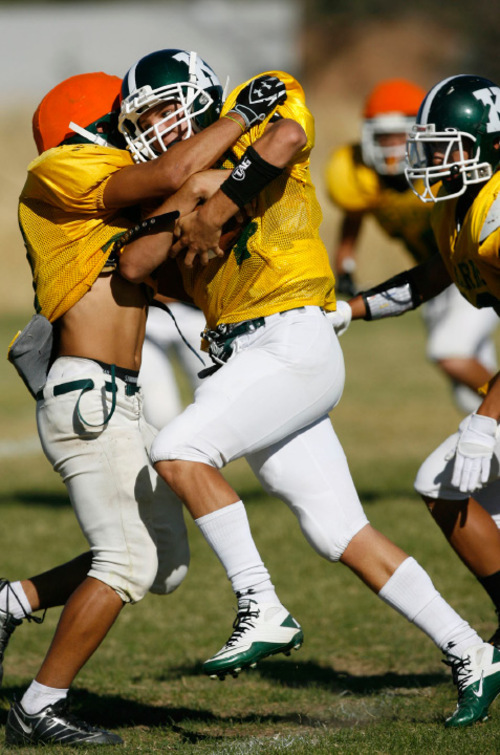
[[247, 415, 369, 561], [37, 385, 159, 593], [151, 309, 345, 467]]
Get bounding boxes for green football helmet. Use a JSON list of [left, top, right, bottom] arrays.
[[119, 49, 223, 162], [405, 74, 500, 202]]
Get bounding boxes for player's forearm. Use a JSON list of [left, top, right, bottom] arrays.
[[349, 256, 451, 321], [103, 116, 245, 208], [119, 174, 222, 282], [335, 214, 362, 272], [156, 117, 246, 191]]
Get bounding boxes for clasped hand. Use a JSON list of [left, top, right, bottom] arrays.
[[170, 210, 224, 268]]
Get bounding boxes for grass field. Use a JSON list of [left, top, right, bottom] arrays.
[[0, 309, 499, 754]]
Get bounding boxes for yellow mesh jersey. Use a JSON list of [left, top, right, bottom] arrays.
[[325, 144, 438, 263], [19, 144, 135, 322], [431, 173, 500, 315], [179, 71, 337, 329]]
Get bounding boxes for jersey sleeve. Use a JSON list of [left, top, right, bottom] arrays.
[[25, 145, 134, 214], [325, 144, 380, 213]]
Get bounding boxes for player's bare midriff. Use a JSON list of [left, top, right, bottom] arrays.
[[56, 273, 148, 371]]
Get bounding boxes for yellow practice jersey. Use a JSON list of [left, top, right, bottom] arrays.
[[179, 71, 337, 329], [325, 144, 438, 263], [19, 143, 135, 322], [431, 173, 500, 315]]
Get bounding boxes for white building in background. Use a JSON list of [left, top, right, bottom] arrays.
[[0, 0, 301, 106]]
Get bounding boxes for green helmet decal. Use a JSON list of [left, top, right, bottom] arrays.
[[405, 75, 500, 202], [119, 49, 223, 162]]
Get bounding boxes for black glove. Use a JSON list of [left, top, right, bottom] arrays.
[[336, 272, 357, 298], [228, 75, 287, 129]]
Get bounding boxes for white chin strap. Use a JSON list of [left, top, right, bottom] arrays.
[[68, 121, 112, 148]]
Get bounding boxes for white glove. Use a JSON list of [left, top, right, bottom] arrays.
[[451, 413, 498, 493], [325, 301, 352, 337]]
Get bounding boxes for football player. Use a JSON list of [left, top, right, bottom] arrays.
[[2, 54, 285, 747], [331, 74, 500, 725], [326, 78, 498, 413], [117, 66, 500, 727]]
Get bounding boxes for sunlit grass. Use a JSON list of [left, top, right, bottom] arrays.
[[0, 311, 499, 753]]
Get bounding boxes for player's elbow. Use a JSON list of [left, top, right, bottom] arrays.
[[154, 149, 200, 194], [264, 118, 307, 165], [119, 253, 148, 284], [280, 119, 307, 153]]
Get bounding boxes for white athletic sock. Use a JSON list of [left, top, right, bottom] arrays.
[[0, 581, 32, 620], [195, 501, 281, 606], [21, 680, 69, 715], [378, 557, 482, 657]]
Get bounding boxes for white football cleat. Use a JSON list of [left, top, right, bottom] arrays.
[[445, 641, 500, 727], [203, 599, 303, 679]]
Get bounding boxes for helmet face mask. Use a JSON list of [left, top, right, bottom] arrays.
[[361, 79, 426, 176], [361, 114, 416, 175], [405, 74, 500, 202], [119, 49, 223, 162]]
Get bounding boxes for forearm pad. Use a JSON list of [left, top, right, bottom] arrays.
[[113, 210, 180, 253], [361, 269, 423, 320], [219, 146, 283, 209]]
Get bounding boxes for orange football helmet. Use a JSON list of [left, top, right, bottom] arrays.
[[361, 79, 426, 175], [32, 72, 122, 155]]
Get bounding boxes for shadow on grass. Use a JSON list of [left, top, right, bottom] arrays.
[[255, 658, 446, 693], [0, 481, 414, 510], [0, 491, 70, 507], [166, 658, 446, 695], [0, 686, 321, 744]]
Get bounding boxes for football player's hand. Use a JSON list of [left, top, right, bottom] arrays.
[[324, 301, 352, 337], [170, 211, 223, 268], [451, 413, 498, 493], [336, 272, 357, 298], [228, 75, 287, 129]]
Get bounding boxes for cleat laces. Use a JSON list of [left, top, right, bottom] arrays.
[[50, 699, 101, 734], [224, 602, 260, 648], [0, 579, 46, 627], [443, 653, 473, 699]]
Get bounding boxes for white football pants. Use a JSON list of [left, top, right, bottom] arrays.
[[151, 307, 369, 559], [139, 303, 206, 429], [422, 284, 498, 413], [37, 357, 190, 603], [414, 418, 500, 528]]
